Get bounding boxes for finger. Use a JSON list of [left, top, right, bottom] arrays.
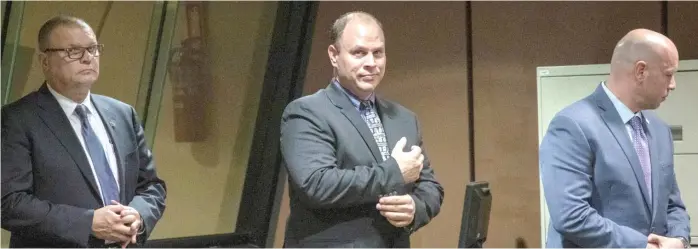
[[113, 224, 133, 236], [409, 146, 422, 157], [130, 219, 141, 234], [392, 137, 407, 154], [377, 203, 414, 213], [380, 211, 412, 221], [131, 234, 137, 244], [121, 214, 138, 224], [647, 234, 661, 243], [379, 195, 412, 205], [120, 208, 138, 216], [416, 154, 424, 165], [106, 204, 126, 214], [109, 233, 131, 243], [121, 240, 130, 249]]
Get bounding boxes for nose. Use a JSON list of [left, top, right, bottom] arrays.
[[79, 50, 95, 64], [364, 54, 376, 67], [669, 77, 676, 91]]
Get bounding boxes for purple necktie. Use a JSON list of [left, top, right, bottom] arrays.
[[629, 116, 652, 200]]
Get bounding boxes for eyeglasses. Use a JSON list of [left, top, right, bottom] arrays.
[[43, 44, 104, 59]]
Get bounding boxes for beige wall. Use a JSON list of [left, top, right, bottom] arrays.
[[149, 1, 276, 239]]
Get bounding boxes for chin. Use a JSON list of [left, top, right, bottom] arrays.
[[357, 81, 379, 91]]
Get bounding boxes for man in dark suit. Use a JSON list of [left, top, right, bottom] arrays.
[[1, 15, 166, 247], [540, 29, 690, 248], [280, 11, 444, 248]]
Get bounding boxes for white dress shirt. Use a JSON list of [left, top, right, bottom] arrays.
[[47, 84, 120, 203]]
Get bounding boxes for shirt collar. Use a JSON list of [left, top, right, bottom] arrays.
[[46, 83, 95, 117], [332, 78, 375, 109], [601, 81, 647, 124]]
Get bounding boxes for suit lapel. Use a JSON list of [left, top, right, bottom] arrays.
[[595, 85, 652, 211], [643, 111, 661, 223], [325, 83, 382, 162], [35, 84, 102, 202], [91, 96, 126, 203]]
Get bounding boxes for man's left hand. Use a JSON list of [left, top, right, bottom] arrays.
[[647, 234, 685, 249], [376, 194, 415, 227]]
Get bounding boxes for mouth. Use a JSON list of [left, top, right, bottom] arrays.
[[359, 74, 378, 81], [78, 69, 96, 75]]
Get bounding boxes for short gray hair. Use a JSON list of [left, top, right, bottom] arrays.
[[38, 15, 92, 51], [329, 11, 382, 47]]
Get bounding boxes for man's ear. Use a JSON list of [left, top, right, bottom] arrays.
[[328, 44, 339, 67], [634, 60, 648, 82], [38, 52, 50, 70]]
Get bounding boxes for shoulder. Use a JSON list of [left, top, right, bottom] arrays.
[[283, 88, 332, 116], [551, 96, 598, 126], [91, 94, 134, 113], [1, 91, 41, 119], [378, 97, 416, 119]]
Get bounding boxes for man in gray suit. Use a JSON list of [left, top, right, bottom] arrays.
[[1, 15, 166, 247], [540, 28, 690, 248], [280, 11, 443, 247]]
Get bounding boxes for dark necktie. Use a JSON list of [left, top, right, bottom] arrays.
[[75, 104, 119, 205], [359, 100, 390, 161]]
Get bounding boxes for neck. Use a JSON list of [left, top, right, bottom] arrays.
[[47, 80, 89, 103], [335, 77, 373, 101], [606, 78, 641, 113]]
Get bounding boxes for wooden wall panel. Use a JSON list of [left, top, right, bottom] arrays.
[[668, 2, 698, 60]]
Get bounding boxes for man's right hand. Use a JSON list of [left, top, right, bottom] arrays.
[[391, 137, 424, 183], [92, 204, 133, 243]]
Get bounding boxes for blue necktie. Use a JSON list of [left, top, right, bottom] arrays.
[[629, 116, 652, 200], [360, 100, 390, 161], [74, 104, 119, 205]]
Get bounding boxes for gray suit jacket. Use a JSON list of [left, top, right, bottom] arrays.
[[540, 84, 690, 248], [1, 84, 167, 247], [280, 83, 444, 247]]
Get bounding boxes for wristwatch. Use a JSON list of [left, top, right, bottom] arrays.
[[677, 236, 690, 249]]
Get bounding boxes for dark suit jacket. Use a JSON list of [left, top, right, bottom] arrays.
[[1, 84, 167, 247], [280, 83, 444, 248]]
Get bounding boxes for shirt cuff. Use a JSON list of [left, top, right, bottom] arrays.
[[137, 217, 146, 235]]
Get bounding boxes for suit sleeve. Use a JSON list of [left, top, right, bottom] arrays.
[[407, 118, 443, 233], [280, 101, 406, 209], [540, 114, 647, 248], [1, 107, 94, 246], [124, 107, 166, 244], [664, 127, 690, 240]]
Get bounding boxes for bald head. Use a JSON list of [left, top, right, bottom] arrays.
[[607, 28, 679, 112], [610, 29, 678, 72]]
